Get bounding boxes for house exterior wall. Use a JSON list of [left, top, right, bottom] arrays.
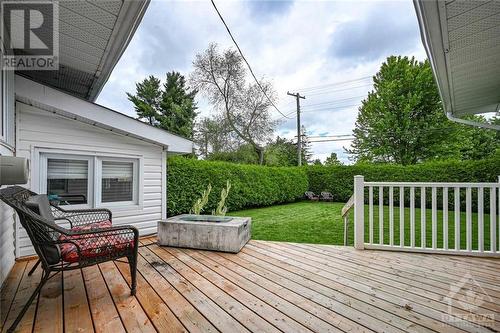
[[15, 102, 166, 257], [0, 68, 16, 286]]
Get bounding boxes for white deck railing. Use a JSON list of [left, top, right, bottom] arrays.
[[353, 175, 500, 257]]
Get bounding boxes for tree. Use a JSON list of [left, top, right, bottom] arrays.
[[194, 115, 240, 158], [127, 71, 197, 138], [207, 144, 259, 164], [312, 159, 322, 166], [126, 76, 161, 126], [190, 43, 277, 165], [265, 136, 298, 166], [347, 56, 500, 164], [324, 153, 342, 166], [347, 56, 447, 165], [300, 125, 313, 164], [453, 115, 500, 161]]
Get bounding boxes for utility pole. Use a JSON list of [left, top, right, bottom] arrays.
[[287, 91, 306, 166]]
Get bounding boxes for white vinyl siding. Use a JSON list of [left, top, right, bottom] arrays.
[[0, 53, 16, 286], [15, 102, 165, 257], [0, 58, 15, 153]]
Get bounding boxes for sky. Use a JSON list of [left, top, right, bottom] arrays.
[[97, 0, 427, 164]]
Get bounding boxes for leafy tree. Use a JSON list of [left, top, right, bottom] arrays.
[[207, 144, 259, 164], [194, 115, 240, 158], [311, 159, 322, 166], [453, 115, 500, 161], [347, 56, 500, 164], [324, 152, 342, 166], [347, 56, 447, 165], [190, 43, 277, 164], [265, 136, 298, 166], [127, 71, 197, 138]]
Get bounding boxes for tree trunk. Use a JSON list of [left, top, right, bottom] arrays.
[[256, 147, 264, 165]]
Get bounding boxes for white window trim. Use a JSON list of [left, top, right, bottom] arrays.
[[36, 148, 143, 210], [95, 157, 139, 208], [39, 153, 95, 209]]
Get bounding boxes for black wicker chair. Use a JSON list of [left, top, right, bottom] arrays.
[[0, 186, 139, 333]]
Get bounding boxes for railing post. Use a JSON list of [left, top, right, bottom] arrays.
[[354, 175, 365, 250]]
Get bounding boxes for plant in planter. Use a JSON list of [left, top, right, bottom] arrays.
[[213, 180, 231, 216], [190, 184, 212, 215]]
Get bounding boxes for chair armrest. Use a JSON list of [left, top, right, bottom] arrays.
[[52, 207, 112, 228]]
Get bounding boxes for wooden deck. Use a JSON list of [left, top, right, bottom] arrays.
[[1, 237, 499, 333]]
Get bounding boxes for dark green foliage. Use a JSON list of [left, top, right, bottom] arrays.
[[324, 153, 342, 166], [264, 136, 298, 167], [167, 156, 498, 215], [127, 71, 197, 138], [347, 56, 500, 164], [126, 76, 161, 126], [307, 157, 500, 209], [207, 144, 259, 165], [167, 157, 308, 216]]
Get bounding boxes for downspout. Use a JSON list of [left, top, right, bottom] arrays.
[[446, 112, 500, 131]]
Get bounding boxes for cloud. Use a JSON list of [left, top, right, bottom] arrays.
[[245, 1, 294, 20], [329, 1, 421, 62], [97, 0, 425, 164]]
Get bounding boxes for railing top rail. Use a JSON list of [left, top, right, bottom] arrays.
[[364, 181, 500, 187], [341, 194, 354, 217]]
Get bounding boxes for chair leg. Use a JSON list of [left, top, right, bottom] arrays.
[[128, 254, 137, 296], [27, 259, 41, 276], [7, 272, 49, 333]]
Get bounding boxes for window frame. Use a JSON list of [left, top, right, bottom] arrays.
[[95, 157, 139, 207], [39, 151, 141, 209], [40, 153, 94, 209]]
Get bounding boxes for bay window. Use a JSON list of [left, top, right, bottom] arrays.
[[40, 153, 139, 207]]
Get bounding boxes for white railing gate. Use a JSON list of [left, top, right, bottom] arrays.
[[352, 175, 500, 257]]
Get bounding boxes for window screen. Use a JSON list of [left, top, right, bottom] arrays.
[[47, 158, 88, 205], [101, 161, 134, 203]]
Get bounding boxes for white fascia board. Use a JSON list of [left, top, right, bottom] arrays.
[[15, 76, 194, 153], [87, 0, 151, 101], [414, 0, 453, 115]]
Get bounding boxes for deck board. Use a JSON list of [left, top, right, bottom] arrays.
[[2, 238, 499, 333]]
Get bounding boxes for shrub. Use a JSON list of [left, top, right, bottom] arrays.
[[306, 158, 500, 209], [167, 157, 308, 215]]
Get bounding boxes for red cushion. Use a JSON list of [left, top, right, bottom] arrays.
[[58, 221, 133, 263]]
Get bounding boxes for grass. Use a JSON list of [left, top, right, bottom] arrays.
[[229, 201, 498, 250]]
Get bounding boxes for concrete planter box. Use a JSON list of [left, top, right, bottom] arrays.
[[157, 214, 251, 253]]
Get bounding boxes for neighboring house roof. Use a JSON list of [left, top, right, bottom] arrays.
[[15, 75, 194, 153], [414, 0, 500, 120], [16, 0, 149, 101]]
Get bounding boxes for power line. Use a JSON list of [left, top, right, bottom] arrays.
[[306, 134, 353, 138], [303, 95, 366, 108], [294, 76, 373, 92], [210, 0, 292, 119], [309, 138, 355, 143], [301, 103, 361, 113], [306, 84, 373, 97]]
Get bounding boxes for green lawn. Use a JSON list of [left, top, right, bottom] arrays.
[[229, 201, 497, 250]]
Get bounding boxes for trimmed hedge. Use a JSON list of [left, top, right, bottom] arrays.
[[167, 157, 499, 215], [167, 157, 308, 216], [307, 158, 500, 209]]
